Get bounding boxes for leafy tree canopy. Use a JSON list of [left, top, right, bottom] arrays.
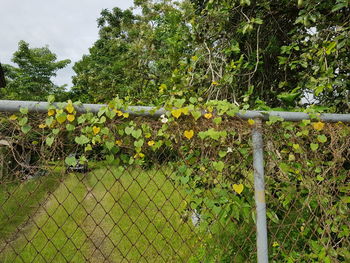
[[71, 0, 350, 112], [1, 41, 71, 101]]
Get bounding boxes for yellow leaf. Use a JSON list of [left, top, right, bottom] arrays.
[[48, 109, 55, 116], [65, 104, 74, 114], [123, 112, 129, 118], [184, 130, 194, 140], [204, 113, 212, 119], [114, 110, 123, 116], [312, 121, 325, 131], [93, 126, 101, 135], [67, 114, 75, 122], [134, 152, 145, 159], [115, 140, 123, 146], [292, 144, 300, 150], [272, 241, 279, 247], [232, 184, 244, 194], [248, 119, 255, 125], [171, 109, 182, 119], [148, 140, 155, 146], [9, 115, 17, 120], [181, 107, 189, 115], [38, 124, 47, 129], [212, 81, 219, 85]]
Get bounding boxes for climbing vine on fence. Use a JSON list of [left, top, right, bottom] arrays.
[[1, 97, 349, 262]]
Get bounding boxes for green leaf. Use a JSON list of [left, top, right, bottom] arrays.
[[47, 95, 55, 103], [267, 115, 284, 125], [46, 137, 54, 147], [65, 156, 77, 167], [21, 124, 32, 134], [191, 110, 202, 120], [66, 124, 75, 131], [106, 154, 115, 163], [213, 117, 222, 125], [219, 151, 227, 158], [56, 113, 67, 124], [75, 135, 90, 145], [105, 141, 115, 151], [20, 107, 28, 114], [18, 117, 28, 126], [134, 139, 144, 148], [310, 143, 319, 151], [173, 98, 186, 108], [332, 2, 347, 12], [131, 129, 142, 139], [101, 127, 110, 135], [125, 126, 134, 135], [317, 134, 327, 143], [213, 161, 225, 172], [316, 175, 324, 182], [45, 117, 54, 126]]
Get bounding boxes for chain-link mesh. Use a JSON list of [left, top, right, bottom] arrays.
[[0, 111, 349, 262], [264, 122, 350, 262]]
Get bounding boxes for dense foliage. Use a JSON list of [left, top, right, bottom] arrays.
[[1, 98, 349, 261], [70, 0, 349, 112], [1, 41, 71, 101]]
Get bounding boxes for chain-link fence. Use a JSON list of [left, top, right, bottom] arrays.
[[0, 100, 349, 262]]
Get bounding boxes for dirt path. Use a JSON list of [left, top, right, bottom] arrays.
[[81, 186, 116, 263]]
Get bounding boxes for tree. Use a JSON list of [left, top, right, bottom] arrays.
[[188, 0, 350, 111], [0, 63, 6, 88], [1, 41, 71, 101], [71, 2, 194, 105], [72, 0, 350, 112]]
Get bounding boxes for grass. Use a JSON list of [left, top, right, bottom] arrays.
[[0, 171, 62, 241], [0, 165, 198, 262]]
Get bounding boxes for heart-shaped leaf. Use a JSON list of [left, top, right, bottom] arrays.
[[20, 107, 28, 114], [46, 137, 54, 147], [66, 104, 74, 114], [66, 124, 75, 131], [173, 98, 186, 108], [105, 141, 115, 151], [106, 154, 115, 163], [134, 139, 144, 148], [233, 184, 244, 194], [191, 110, 202, 120], [310, 143, 319, 151], [125, 126, 134, 135], [171, 109, 182, 119], [204, 113, 212, 119], [65, 156, 77, 167], [313, 121, 325, 131], [213, 161, 225, 172], [184, 130, 194, 139], [21, 124, 32, 134], [56, 113, 67, 124], [93, 126, 101, 135], [317, 134, 327, 143], [131, 129, 142, 139], [67, 114, 75, 122], [75, 135, 90, 145]]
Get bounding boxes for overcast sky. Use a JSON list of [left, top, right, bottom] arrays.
[[0, 0, 134, 88]]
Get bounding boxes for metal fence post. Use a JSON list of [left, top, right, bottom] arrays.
[[252, 118, 269, 263]]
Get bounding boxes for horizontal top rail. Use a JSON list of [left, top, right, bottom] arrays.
[[0, 100, 350, 123]]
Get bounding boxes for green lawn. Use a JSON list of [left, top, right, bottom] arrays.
[[0, 165, 198, 262]]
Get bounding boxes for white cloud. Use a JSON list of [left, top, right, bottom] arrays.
[[0, 0, 134, 88]]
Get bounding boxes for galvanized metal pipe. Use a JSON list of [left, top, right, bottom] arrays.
[[252, 118, 268, 263], [1, 100, 350, 122]]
